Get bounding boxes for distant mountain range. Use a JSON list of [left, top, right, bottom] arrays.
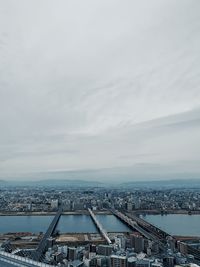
[[0, 179, 102, 187], [0, 178, 200, 189], [1, 165, 200, 188], [120, 179, 200, 189]]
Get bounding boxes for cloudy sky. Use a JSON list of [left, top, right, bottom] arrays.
[[0, 0, 200, 181]]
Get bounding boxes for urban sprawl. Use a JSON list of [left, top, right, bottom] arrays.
[[0, 186, 200, 267]]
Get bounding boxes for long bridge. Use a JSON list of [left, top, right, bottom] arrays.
[[112, 209, 200, 262], [33, 205, 63, 262], [126, 212, 169, 240], [88, 208, 112, 244], [128, 212, 200, 261], [111, 209, 167, 251], [178, 242, 200, 261]]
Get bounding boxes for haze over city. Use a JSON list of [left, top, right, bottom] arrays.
[[0, 0, 200, 181]]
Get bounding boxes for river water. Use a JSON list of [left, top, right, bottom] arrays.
[[141, 214, 200, 236], [1, 214, 199, 236], [0, 214, 131, 234]]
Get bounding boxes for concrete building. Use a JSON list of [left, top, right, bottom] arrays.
[[68, 247, 77, 261], [163, 256, 174, 267], [110, 255, 127, 267], [127, 256, 137, 267], [51, 199, 58, 210], [97, 245, 113, 256], [130, 232, 144, 253]]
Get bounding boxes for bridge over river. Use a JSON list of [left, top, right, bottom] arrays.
[[33, 205, 62, 262]]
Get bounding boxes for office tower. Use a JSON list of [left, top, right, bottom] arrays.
[[68, 247, 77, 261], [130, 232, 144, 253], [110, 255, 127, 267], [97, 245, 113, 256], [163, 256, 174, 267]]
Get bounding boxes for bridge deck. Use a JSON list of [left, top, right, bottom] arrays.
[[33, 205, 62, 261], [112, 209, 166, 251], [88, 208, 112, 244]]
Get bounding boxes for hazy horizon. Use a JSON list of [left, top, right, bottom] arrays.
[[0, 0, 200, 181]]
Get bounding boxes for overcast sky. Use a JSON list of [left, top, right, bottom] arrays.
[[0, 0, 200, 181]]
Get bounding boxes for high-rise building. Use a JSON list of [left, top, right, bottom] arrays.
[[96, 256, 110, 267], [130, 232, 144, 253], [97, 245, 113, 256], [110, 255, 127, 267], [68, 247, 77, 261], [89, 244, 96, 253], [163, 256, 174, 267], [85, 257, 97, 267]]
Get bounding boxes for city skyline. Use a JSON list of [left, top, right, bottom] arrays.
[[0, 0, 200, 180]]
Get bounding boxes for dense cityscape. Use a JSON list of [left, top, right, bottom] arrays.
[[0, 185, 200, 266], [1, 186, 200, 213]]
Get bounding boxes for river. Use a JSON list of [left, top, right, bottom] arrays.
[[0, 214, 131, 234], [141, 214, 200, 236], [1, 214, 199, 236]]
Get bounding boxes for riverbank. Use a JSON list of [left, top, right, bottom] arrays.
[[1, 209, 200, 216], [0, 210, 112, 216]]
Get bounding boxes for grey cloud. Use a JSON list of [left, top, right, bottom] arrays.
[[0, 0, 200, 180]]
